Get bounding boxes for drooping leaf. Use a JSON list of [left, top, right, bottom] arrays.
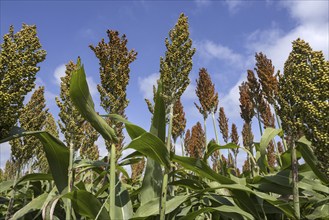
[[204, 142, 239, 160], [172, 154, 234, 184], [107, 114, 146, 140], [125, 132, 170, 169], [0, 128, 69, 193], [15, 173, 53, 187], [69, 58, 117, 142], [180, 205, 255, 220], [118, 157, 143, 167], [35, 132, 69, 193], [122, 150, 144, 160]]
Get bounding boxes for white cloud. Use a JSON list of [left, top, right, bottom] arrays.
[[246, 1, 329, 72], [86, 77, 98, 96], [138, 72, 196, 102], [54, 64, 66, 85], [219, 79, 243, 121], [281, 1, 329, 25], [195, 40, 244, 68], [182, 83, 196, 100], [79, 28, 97, 40], [138, 73, 159, 100], [0, 142, 11, 169], [224, 0, 245, 14], [44, 90, 57, 107], [195, 0, 211, 8]]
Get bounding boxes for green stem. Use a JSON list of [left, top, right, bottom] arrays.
[[274, 110, 288, 151], [211, 112, 219, 144], [211, 111, 221, 157], [240, 147, 257, 166], [203, 117, 207, 153], [160, 103, 174, 220], [273, 140, 282, 167], [241, 146, 258, 177], [256, 109, 263, 136], [291, 142, 300, 219], [160, 170, 169, 220], [66, 143, 74, 220], [110, 144, 116, 220]]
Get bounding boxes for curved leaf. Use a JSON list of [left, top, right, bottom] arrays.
[[0, 128, 69, 193], [180, 205, 255, 220], [204, 142, 239, 160], [172, 154, 234, 184], [35, 132, 69, 193], [16, 173, 53, 187], [107, 114, 147, 140], [260, 128, 282, 152], [69, 58, 117, 142], [125, 132, 170, 169]]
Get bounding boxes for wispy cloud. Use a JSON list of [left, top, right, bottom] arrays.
[[224, 0, 245, 14], [182, 83, 196, 100], [281, 0, 329, 25], [195, 40, 244, 68], [138, 72, 196, 102], [79, 28, 97, 40], [219, 79, 243, 121], [138, 73, 159, 100], [54, 64, 66, 85], [0, 142, 11, 169], [195, 0, 211, 8]]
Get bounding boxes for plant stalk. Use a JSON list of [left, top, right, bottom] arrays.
[[110, 143, 116, 220], [274, 110, 288, 151], [291, 142, 300, 219], [211, 111, 222, 160], [203, 117, 207, 153], [211, 112, 219, 145], [256, 109, 263, 136], [66, 143, 74, 220], [160, 103, 174, 220]]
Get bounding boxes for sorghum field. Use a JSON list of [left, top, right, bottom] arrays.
[[0, 12, 328, 220]]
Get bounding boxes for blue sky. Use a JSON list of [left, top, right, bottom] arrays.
[[1, 0, 328, 169]]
